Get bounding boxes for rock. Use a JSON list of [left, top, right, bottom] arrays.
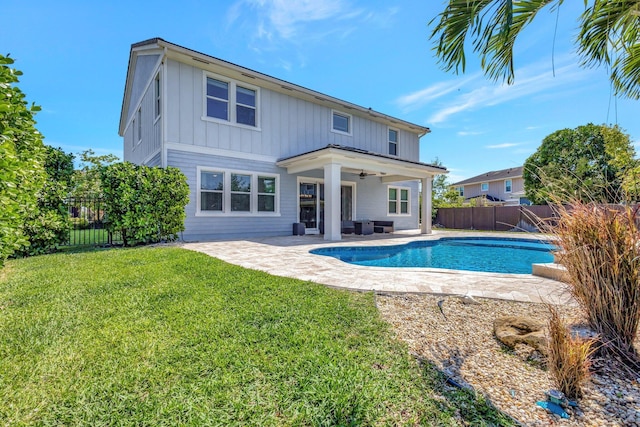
[[494, 316, 548, 355], [457, 294, 481, 305]]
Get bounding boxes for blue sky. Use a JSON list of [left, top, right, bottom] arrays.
[[4, 0, 638, 183]]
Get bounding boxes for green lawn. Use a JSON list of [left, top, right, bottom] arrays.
[[65, 228, 121, 247], [0, 247, 513, 426]]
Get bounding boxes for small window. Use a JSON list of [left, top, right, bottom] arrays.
[[481, 182, 489, 192], [154, 74, 161, 119], [388, 128, 398, 156], [455, 186, 464, 197], [505, 179, 512, 193], [332, 111, 351, 135], [201, 171, 224, 211], [388, 186, 410, 215], [206, 78, 229, 121]]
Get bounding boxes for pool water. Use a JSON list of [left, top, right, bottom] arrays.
[[310, 237, 556, 274]]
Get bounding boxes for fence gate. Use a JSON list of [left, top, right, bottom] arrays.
[[61, 196, 122, 247]]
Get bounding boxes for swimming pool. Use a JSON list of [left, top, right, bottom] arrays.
[[310, 237, 556, 274]]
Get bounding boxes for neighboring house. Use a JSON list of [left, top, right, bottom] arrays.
[[452, 166, 530, 206], [119, 38, 446, 241]]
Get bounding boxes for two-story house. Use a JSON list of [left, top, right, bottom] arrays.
[[119, 38, 446, 241], [452, 166, 530, 206]]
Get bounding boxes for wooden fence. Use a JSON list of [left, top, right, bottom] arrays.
[[434, 205, 556, 232]]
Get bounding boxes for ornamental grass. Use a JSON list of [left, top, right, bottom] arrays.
[[546, 304, 597, 399], [547, 201, 640, 370]]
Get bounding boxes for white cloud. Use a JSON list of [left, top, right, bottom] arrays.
[[457, 130, 484, 136], [485, 142, 522, 149], [397, 55, 595, 125]]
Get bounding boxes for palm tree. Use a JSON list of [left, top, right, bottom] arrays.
[[430, 0, 640, 99]]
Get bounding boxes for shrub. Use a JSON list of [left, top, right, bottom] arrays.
[[101, 162, 189, 246], [548, 201, 640, 369], [0, 55, 46, 265], [70, 217, 90, 229], [546, 305, 597, 399]]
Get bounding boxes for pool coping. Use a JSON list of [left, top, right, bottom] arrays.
[[182, 230, 572, 304]]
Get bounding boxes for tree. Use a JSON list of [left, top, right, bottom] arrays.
[[431, 158, 464, 219], [0, 55, 46, 264], [523, 123, 636, 204], [72, 149, 119, 197], [430, 1, 640, 99]]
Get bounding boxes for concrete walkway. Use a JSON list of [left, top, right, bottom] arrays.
[[183, 230, 571, 304]]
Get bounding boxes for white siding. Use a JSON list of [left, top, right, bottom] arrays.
[[123, 76, 161, 165]]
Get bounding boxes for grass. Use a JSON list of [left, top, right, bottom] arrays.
[[64, 228, 121, 247], [0, 247, 513, 426]]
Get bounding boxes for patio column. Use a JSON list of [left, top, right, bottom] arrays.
[[421, 176, 433, 234], [323, 162, 342, 241]]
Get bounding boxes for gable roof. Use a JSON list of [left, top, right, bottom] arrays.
[[120, 38, 431, 137], [453, 166, 523, 186]]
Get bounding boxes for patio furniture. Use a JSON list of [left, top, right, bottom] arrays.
[[354, 220, 374, 235], [373, 220, 394, 233], [341, 220, 355, 234], [292, 222, 306, 235]]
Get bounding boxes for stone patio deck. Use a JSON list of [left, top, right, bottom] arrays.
[[183, 230, 571, 304]]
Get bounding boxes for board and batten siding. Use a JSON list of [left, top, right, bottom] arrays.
[[123, 81, 162, 165], [355, 178, 419, 229], [126, 54, 161, 123], [165, 59, 420, 160]]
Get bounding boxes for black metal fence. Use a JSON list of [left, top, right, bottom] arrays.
[[61, 196, 123, 247]]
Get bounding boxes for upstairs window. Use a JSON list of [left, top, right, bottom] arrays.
[[481, 182, 489, 192], [204, 73, 259, 128], [206, 78, 229, 121], [455, 186, 464, 197], [136, 108, 142, 144], [505, 179, 512, 193], [331, 110, 351, 135], [236, 86, 256, 126], [154, 73, 161, 119], [388, 128, 398, 156]]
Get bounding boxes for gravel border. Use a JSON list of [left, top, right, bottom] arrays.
[[376, 293, 640, 426]]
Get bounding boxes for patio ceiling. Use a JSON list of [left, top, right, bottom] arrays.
[[276, 144, 447, 182]]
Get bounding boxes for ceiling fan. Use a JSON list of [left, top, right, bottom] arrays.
[[359, 170, 371, 180]]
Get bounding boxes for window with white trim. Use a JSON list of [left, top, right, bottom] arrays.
[[198, 168, 278, 215], [388, 128, 398, 156], [331, 110, 351, 135], [388, 186, 410, 215], [136, 108, 142, 144], [154, 73, 161, 119], [481, 182, 489, 192], [455, 186, 464, 197], [204, 73, 259, 128], [505, 179, 512, 193], [200, 171, 224, 211]]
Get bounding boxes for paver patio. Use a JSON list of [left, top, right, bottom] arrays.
[[183, 230, 571, 304]]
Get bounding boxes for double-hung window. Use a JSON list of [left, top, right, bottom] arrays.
[[388, 187, 410, 215], [198, 168, 278, 215], [505, 179, 512, 193], [455, 186, 464, 197], [236, 86, 256, 126], [388, 128, 398, 156], [206, 78, 229, 121], [481, 182, 489, 192], [201, 171, 224, 212], [230, 173, 251, 212], [205, 73, 259, 128]]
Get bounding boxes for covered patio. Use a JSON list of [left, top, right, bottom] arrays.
[[276, 144, 447, 241]]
